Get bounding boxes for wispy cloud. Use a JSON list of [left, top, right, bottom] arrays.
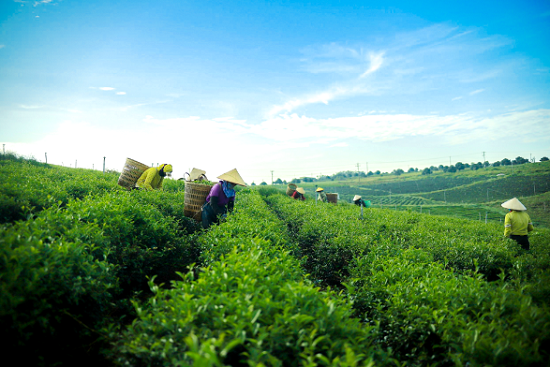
[[19, 104, 43, 109], [120, 100, 171, 112], [116, 91, 126, 95], [271, 23, 514, 116], [0, 45, 5, 49], [470, 89, 485, 95], [359, 52, 385, 78], [452, 96, 463, 101], [330, 142, 348, 148], [99, 87, 115, 91], [33, 0, 54, 6]]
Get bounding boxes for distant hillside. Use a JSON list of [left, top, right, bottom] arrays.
[[271, 161, 550, 228]]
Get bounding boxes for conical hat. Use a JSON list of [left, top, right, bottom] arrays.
[[316, 187, 324, 192], [501, 197, 527, 211], [353, 195, 362, 201], [296, 187, 305, 194], [188, 167, 206, 181], [217, 168, 247, 186]]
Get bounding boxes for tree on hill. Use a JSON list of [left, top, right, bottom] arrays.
[[422, 167, 432, 175], [274, 178, 283, 184], [513, 156, 529, 165], [408, 167, 415, 173], [392, 168, 404, 176], [251, 182, 256, 186], [455, 162, 465, 171], [260, 182, 267, 185], [492, 161, 501, 167], [448, 166, 457, 173], [501, 158, 512, 166], [290, 178, 301, 184], [541, 157, 549, 162], [374, 170, 381, 175]]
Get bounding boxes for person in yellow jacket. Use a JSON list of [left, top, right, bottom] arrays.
[[136, 164, 173, 190], [501, 197, 534, 250]]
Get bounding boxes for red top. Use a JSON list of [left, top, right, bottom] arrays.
[[292, 191, 305, 201]]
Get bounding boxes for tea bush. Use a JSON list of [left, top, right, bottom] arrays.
[[111, 190, 383, 366], [349, 249, 550, 366], [0, 231, 118, 366]]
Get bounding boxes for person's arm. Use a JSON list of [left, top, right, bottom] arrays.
[[528, 214, 534, 232], [504, 213, 512, 237]]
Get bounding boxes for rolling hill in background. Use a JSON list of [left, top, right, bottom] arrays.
[[269, 161, 550, 229]]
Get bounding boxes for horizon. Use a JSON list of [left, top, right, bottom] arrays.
[[1, 0, 549, 183]]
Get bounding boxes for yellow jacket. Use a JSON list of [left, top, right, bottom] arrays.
[[136, 166, 165, 190], [504, 210, 534, 237]]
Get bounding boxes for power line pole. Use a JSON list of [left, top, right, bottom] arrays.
[[271, 170, 274, 185], [45, 152, 47, 164], [103, 157, 106, 174], [356, 163, 360, 183]]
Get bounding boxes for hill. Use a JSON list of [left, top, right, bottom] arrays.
[[271, 160, 550, 228]]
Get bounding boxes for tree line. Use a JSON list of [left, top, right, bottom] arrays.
[[278, 156, 549, 184]]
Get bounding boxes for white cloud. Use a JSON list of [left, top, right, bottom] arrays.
[[470, 89, 485, 95], [99, 87, 115, 91], [34, 0, 53, 6], [19, 104, 43, 109], [330, 142, 349, 148], [116, 91, 126, 95], [359, 52, 385, 78], [119, 100, 171, 112], [452, 96, 463, 101]]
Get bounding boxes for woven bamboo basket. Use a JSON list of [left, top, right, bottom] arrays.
[[184, 182, 214, 221], [286, 183, 297, 196], [326, 193, 338, 205], [117, 158, 150, 189]]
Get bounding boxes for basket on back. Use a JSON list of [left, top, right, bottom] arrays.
[[326, 193, 338, 204], [286, 183, 297, 196], [184, 182, 213, 221], [118, 158, 150, 190]]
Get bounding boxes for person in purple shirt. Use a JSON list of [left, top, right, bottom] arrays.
[[202, 168, 247, 229]]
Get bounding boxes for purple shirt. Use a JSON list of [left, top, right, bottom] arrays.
[[206, 181, 235, 206]]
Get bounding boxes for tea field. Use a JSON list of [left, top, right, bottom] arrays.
[[1, 155, 550, 366], [292, 161, 550, 229]]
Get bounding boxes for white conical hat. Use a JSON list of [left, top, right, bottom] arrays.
[[218, 168, 247, 186], [188, 167, 206, 181], [296, 187, 305, 194], [501, 197, 527, 211], [353, 195, 362, 201]]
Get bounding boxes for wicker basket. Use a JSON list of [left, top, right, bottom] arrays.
[[118, 158, 150, 189], [286, 183, 297, 196], [184, 182, 214, 221], [326, 193, 338, 205]]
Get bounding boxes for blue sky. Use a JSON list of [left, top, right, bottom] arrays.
[[1, 0, 549, 183]]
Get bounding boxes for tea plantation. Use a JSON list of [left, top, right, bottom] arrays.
[[1, 155, 550, 366]]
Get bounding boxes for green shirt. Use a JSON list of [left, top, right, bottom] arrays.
[[504, 211, 534, 237]]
